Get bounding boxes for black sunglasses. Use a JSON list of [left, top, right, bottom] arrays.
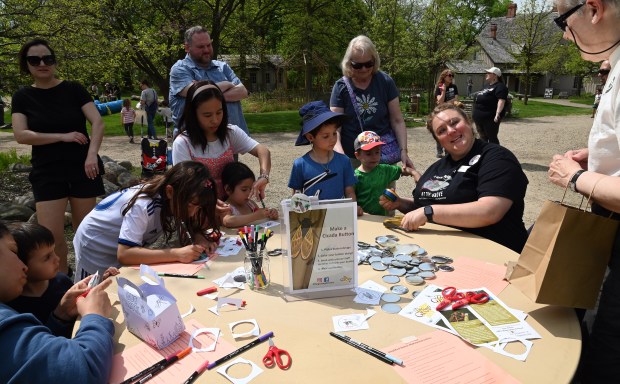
[[350, 60, 374, 69], [446, 74, 454, 77], [598, 69, 611, 75], [26, 55, 56, 66], [554, 2, 585, 31]]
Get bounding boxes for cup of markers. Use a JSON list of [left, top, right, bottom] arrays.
[[239, 226, 273, 290], [244, 250, 270, 290]]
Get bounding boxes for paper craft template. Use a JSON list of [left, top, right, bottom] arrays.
[[353, 280, 387, 305], [109, 319, 236, 384], [117, 264, 185, 349], [215, 236, 244, 257], [332, 309, 376, 332], [209, 297, 246, 316], [229, 319, 260, 339], [217, 358, 263, 384], [188, 327, 220, 352], [281, 198, 358, 298], [213, 267, 246, 289]]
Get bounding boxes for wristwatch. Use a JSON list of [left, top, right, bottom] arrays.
[[258, 173, 270, 182], [569, 170, 585, 192], [424, 205, 434, 223]]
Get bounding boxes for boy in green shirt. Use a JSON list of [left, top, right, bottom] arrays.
[[354, 131, 419, 215]]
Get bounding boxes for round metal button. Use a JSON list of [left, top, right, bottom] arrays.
[[438, 265, 455, 272], [371, 262, 388, 271], [390, 260, 408, 268], [416, 247, 427, 256], [405, 275, 425, 285], [391, 285, 409, 295], [394, 244, 419, 255], [418, 271, 436, 280], [385, 235, 400, 242], [381, 256, 394, 265], [382, 275, 400, 284], [381, 303, 402, 314], [431, 255, 453, 264], [395, 254, 413, 263], [419, 262, 437, 272], [358, 241, 371, 248], [368, 256, 383, 264], [387, 267, 407, 276], [381, 293, 401, 303]]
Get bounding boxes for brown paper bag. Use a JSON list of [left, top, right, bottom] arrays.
[[508, 200, 619, 309]]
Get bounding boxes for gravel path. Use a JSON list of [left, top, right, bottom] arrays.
[[0, 114, 594, 228]]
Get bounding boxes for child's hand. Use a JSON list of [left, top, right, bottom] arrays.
[[357, 205, 364, 217], [76, 278, 113, 318], [102, 267, 120, 281], [379, 195, 400, 212], [174, 244, 207, 263], [216, 199, 232, 218], [264, 208, 279, 220]]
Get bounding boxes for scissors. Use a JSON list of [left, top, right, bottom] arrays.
[[435, 286, 489, 311], [262, 338, 292, 370]]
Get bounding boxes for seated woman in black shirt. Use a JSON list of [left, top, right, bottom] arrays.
[[380, 104, 528, 253]]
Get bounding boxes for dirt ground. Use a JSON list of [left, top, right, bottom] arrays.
[[0, 114, 594, 228]]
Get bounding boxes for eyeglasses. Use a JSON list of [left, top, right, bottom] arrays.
[[26, 55, 56, 66], [553, 2, 585, 31], [350, 60, 375, 69], [598, 69, 611, 75], [446, 74, 454, 77]]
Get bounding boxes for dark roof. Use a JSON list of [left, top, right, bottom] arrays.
[[477, 37, 519, 65]]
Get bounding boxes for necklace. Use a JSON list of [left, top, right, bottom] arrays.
[[312, 149, 332, 173]]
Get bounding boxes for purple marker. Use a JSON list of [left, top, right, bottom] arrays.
[[207, 331, 274, 370]]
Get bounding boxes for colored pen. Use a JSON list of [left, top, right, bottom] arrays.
[[77, 271, 100, 300], [181, 220, 210, 268], [329, 332, 395, 366], [359, 342, 404, 366], [157, 272, 205, 279], [196, 286, 218, 296], [182, 359, 210, 384], [119, 348, 184, 384], [260, 198, 266, 209], [207, 331, 273, 370], [138, 346, 192, 384]]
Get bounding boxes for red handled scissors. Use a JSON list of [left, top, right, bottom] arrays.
[[262, 338, 292, 370], [436, 286, 489, 311]]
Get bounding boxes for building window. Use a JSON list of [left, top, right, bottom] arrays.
[[265, 73, 271, 84], [250, 73, 257, 84]]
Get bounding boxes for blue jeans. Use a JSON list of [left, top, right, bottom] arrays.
[[146, 109, 157, 138]]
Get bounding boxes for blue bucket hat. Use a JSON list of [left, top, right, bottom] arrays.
[[295, 101, 346, 146]]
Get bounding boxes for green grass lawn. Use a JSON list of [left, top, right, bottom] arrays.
[[509, 99, 591, 119], [3, 98, 591, 137]]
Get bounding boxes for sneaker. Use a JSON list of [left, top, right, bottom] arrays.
[[129, 137, 134, 143]]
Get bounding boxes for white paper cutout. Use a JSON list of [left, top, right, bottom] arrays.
[[215, 236, 244, 257], [188, 327, 220, 352], [259, 220, 280, 229], [213, 267, 246, 289], [208, 297, 246, 316], [229, 319, 260, 339], [181, 303, 195, 318], [217, 358, 263, 384], [353, 280, 387, 305], [332, 309, 376, 332], [485, 337, 533, 361]]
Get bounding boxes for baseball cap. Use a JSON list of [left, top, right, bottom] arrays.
[[485, 67, 502, 77], [354, 131, 385, 151]]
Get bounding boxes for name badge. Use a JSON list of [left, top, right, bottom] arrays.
[[458, 166, 470, 172]]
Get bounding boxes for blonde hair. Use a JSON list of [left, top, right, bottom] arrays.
[[341, 35, 380, 78]]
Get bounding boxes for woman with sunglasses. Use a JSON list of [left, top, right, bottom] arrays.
[[434, 69, 459, 157], [73, 161, 221, 282], [472, 67, 508, 145], [547, 0, 620, 381], [11, 39, 105, 276], [330, 35, 414, 170]]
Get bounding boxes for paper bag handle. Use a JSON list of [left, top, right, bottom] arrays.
[[561, 173, 606, 214], [116, 277, 146, 300]]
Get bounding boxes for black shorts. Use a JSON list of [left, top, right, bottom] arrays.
[[29, 160, 105, 202]]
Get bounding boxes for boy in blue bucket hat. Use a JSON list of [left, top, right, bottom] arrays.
[[288, 101, 363, 216]]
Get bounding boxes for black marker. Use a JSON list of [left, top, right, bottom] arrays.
[[207, 332, 273, 370], [329, 332, 396, 366]]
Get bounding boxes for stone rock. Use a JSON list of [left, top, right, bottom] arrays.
[[9, 163, 32, 173], [0, 201, 35, 221], [101, 155, 114, 164], [117, 171, 140, 189], [103, 178, 119, 196], [119, 161, 133, 171], [64, 212, 72, 227], [13, 192, 35, 210], [104, 162, 127, 184]]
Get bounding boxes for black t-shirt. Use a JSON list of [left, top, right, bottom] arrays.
[[413, 139, 528, 253], [435, 84, 459, 103], [12, 81, 93, 168], [472, 82, 509, 120]]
